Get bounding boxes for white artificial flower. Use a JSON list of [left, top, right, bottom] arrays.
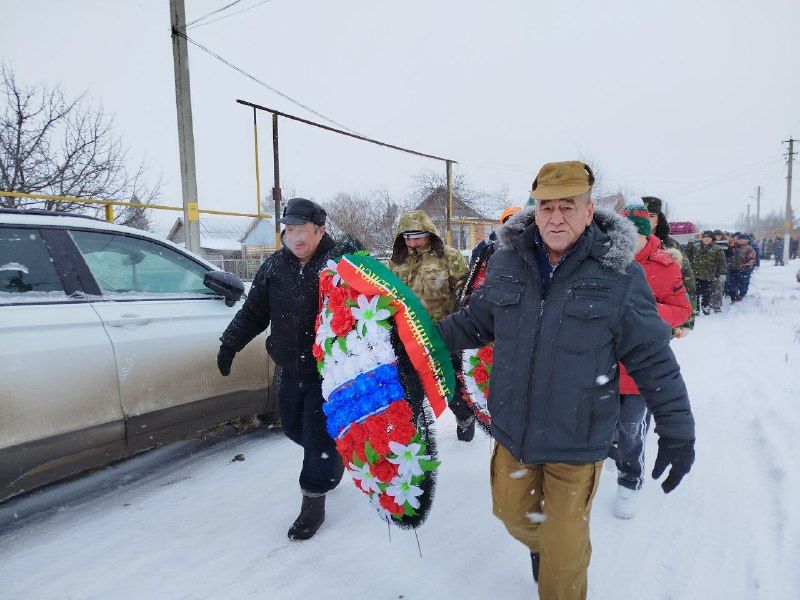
[[351, 295, 391, 338], [369, 492, 392, 521], [387, 441, 430, 478], [315, 306, 335, 346], [386, 473, 424, 509], [348, 461, 381, 494], [325, 259, 343, 286]]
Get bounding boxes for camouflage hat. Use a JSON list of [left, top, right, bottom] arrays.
[[531, 161, 595, 201]]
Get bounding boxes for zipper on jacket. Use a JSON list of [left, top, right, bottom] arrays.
[[519, 297, 545, 458]]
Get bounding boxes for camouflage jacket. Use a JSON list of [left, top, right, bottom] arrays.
[[662, 236, 696, 330], [731, 244, 756, 271], [685, 242, 727, 281], [388, 210, 468, 322]]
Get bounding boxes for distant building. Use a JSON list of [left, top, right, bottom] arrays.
[[413, 187, 497, 253], [166, 216, 252, 262]]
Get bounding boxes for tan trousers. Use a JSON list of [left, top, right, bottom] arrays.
[[490, 442, 602, 600]]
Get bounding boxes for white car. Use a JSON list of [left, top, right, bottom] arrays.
[[0, 208, 275, 502]]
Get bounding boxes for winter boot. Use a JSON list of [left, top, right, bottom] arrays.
[[288, 494, 326, 540], [702, 306, 711, 315], [456, 417, 475, 442], [614, 485, 639, 519], [530, 552, 540, 583], [713, 307, 722, 313]]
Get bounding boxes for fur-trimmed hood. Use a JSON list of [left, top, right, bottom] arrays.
[[496, 205, 638, 273]]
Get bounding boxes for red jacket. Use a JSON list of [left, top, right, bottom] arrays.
[[619, 235, 692, 395]]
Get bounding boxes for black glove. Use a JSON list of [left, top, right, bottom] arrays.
[[217, 344, 237, 377], [652, 437, 695, 493]]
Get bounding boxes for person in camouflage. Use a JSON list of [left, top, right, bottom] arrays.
[[728, 233, 757, 302], [686, 230, 728, 314], [643, 197, 696, 336], [388, 210, 475, 440]]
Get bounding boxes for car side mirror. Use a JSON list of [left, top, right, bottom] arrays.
[[204, 271, 245, 307]]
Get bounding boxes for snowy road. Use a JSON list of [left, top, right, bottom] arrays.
[[2, 262, 799, 600]]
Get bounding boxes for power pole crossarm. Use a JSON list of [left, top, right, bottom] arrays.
[[170, 0, 202, 254]]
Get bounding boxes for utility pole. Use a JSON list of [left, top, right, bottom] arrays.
[[754, 185, 761, 233], [170, 0, 201, 254], [746, 203, 751, 230], [783, 138, 796, 265]]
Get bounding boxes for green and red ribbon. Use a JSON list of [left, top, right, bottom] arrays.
[[335, 254, 455, 417]]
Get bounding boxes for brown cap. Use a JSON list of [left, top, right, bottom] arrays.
[[530, 161, 595, 201]]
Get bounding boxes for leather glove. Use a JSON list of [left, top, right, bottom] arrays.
[[652, 437, 695, 493], [217, 344, 237, 377]]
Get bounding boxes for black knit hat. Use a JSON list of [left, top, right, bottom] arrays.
[[642, 196, 663, 214]]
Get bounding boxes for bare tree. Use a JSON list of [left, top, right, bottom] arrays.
[[409, 168, 509, 219], [0, 65, 160, 229], [324, 190, 402, 255]]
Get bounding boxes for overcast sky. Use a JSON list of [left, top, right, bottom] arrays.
[[4, 0, 799, 229]]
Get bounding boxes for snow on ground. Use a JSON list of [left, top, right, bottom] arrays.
[[1, 261, 799, 599]]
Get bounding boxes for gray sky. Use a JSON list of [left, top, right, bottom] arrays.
[[4, 0, 799, 230]]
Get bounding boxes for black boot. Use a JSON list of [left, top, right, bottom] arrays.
[[456, 418, 475, 442], [530, 552, 540, 583], [288, 494, 326, 540]]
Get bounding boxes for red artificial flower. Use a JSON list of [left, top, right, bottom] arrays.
[[365, 414, 391, 455], [335, 436, 352, 464], [330, 305, 356, 337], [370, 458, 399, 483], [482, 387, 489, 399], [346, 284, 362, 303], [347, 422, 368, 462], [391, 420, 416, 445], [472, 363, 489, 385], [379, 493, 405, 516], [328, 286, 348, 310], [386, 400, 413, 424], [312, 343, 325, 361], [473, 267, 487, 290], [476, 345, 494, 364], [320, 272, 335, 296]]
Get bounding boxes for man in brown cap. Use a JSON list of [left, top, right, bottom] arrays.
[[438, 161, 695, 599]]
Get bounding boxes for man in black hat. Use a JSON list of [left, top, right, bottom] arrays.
[[217, 197, 343, 540]]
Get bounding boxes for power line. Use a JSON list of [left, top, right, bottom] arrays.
[[188, 0, 276, 30], [182, 0, 246, 30], [172, 29, 361, 134]]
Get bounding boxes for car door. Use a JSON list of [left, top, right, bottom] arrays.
[[0, 226, 124, 500], [65, 228, 271, 451]]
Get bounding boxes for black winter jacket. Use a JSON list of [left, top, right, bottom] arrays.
[[220, 234, 336, 379], [437, 208, 695, 463]]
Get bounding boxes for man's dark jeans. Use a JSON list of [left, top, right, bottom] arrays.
[[610, 394, 651, 491], [278, 370, 344, 495]]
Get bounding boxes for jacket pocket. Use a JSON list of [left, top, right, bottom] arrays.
[[558, 300, 611, 357], [482, 283, 524, 340]]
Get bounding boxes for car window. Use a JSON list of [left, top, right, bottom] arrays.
[[69, 230, 215, 297], [0, 227, 67, 303]]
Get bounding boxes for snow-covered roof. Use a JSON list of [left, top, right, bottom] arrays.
[[167, 216, 251, 252]]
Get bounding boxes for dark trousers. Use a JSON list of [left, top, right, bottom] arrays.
[[696, 279, 715, 309], [728, 269, 752, 301], [450, 353, 476, 425], [610, 394, 651, 491], [278, 370, 344, 495]]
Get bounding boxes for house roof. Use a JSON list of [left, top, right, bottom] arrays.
[[168, 216, 252, 251], [414, 187, 490, 221]]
